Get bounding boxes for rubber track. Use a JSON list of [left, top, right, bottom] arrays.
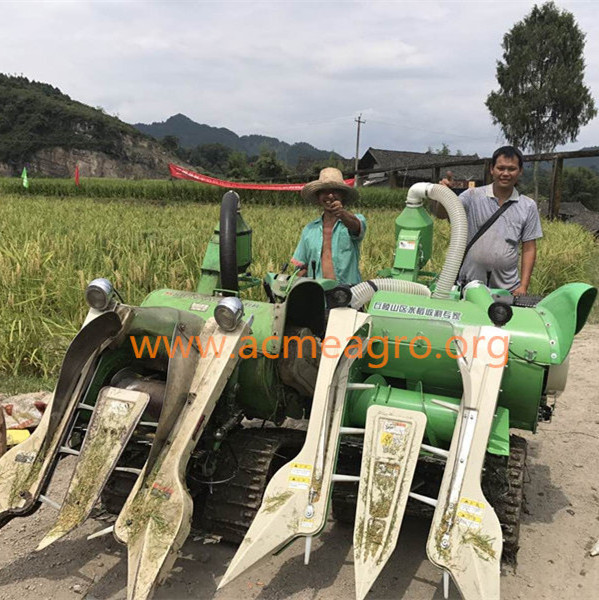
[[486, 434, 527, 563], [200, 427, 305, 543], [331, 434, 528, 563]]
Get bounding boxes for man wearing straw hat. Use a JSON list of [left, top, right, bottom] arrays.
[[291, 167, 367, 285]]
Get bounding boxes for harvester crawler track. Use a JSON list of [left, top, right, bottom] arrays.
[[200, 427, 306, 543], [482, 434, 528, 564], [332, 434, 528, 562]]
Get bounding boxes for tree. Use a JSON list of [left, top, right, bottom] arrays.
[[486, 2, 597, 198], [253, 148, 287, 179], [562, 166, 599, 211], [190, 143, 231, 173], [161, 135, 180, 152], [227, 151, 252, 179], [425, 143, 463, 156]]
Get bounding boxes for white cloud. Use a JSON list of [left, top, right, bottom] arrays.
[[0, 0, 597, 157]]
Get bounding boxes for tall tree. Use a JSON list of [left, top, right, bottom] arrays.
[[486, 1, 597, 198]]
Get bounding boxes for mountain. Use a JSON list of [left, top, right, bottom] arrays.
[[134, 114, 345, 167], [565, 147, 599, 172], [0, 74, 175, 178]]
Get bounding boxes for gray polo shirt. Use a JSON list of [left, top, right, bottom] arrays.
[[458, 184, 542, 291]]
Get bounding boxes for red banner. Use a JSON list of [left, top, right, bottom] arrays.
[[168, 163, 354, 191]]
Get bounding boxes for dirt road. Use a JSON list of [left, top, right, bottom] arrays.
[[1, 326, 598, 600]]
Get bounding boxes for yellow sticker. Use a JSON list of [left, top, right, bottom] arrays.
[[380, 432, 393, 446], [457, 510, 482, 523], [457, 497, 485, 529], [459, 497, 485, 513], [288, 463, 312, 490]]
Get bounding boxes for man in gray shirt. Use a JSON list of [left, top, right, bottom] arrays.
[[442, 146, 542, 295]]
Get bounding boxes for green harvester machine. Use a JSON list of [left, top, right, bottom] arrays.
[[0, 183, 595, 600]]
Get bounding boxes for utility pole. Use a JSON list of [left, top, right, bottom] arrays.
[[354, 114, 365, 187]]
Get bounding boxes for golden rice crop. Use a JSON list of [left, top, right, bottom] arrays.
[[0, 193, 596, 382]]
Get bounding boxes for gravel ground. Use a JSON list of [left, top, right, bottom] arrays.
[[0, 326, 598, 600]]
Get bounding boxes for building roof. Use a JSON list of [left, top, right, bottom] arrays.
[[359, 148, 481, 181], [554, 202, 599, 235], [558, 202, 588, 216]]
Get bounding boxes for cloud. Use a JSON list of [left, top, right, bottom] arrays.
[[1, 0, 597, 157]]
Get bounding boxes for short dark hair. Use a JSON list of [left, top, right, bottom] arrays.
[[492, 145, 524, 168]]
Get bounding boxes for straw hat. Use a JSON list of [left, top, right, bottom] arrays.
[[301, 167, 359, 205]]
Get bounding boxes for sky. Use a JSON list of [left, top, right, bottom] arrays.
[[2, 0, 598, 159]]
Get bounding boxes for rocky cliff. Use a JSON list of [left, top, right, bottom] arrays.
[[0, 135, 174, 179]]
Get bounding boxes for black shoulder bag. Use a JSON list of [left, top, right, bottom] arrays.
[[457, 200, 515, 284]]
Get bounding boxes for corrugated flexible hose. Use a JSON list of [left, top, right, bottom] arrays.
[[350, 183, 467, 308]]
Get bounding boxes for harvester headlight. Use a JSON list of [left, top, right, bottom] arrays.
[[85, 278, 115, 311], [214, 297, 244, 332], [326, 285, 353, 309], [488, 301, 513, 327]]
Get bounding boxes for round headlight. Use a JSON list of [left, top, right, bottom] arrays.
[[487, 301, 513, 327], [85, 278, 115, 311], [327, 285, 353, 309], [214, 297, 244, 332]]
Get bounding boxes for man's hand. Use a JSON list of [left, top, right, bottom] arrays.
[[517, 240, 537, 297], [512, 284, 528, 296], [329, 200, 345, 218]]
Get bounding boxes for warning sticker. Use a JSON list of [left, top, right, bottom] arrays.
[[380, 432, 394, 447], [190, 303, 210, 312], [398, 240, 416, 250], [383, 420, 408, 436], [380, 431, 406, 452], [288, 463, 312, 490], [457, 497, 485, 528]]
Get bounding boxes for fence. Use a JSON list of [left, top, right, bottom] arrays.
[[354, 148, 599, 220]]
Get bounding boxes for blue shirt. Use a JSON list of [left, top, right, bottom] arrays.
[[459, 184, 543, 291], [291, 214, 367, 285]]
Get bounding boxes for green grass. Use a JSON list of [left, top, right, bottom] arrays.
[[0, 193, 597, 387]]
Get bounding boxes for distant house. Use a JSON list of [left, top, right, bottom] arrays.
[[358, 148, 482, 188], [558, 202, 599, 237]]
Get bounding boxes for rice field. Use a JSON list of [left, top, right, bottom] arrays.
[[0, 176, 407, 208], [0, 192, 596, 384]]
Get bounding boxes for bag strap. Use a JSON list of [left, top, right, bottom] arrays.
[[462, 200, 515, 262], [457, 199, 516, 283]]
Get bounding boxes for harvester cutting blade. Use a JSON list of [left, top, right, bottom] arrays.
[[37, 386, 150, 550], [0, 310, 124, 528], [218, 308, 371, 589], [426, 326, 510, 600], [114, 317, 250, 600], [353, 406, 427, 600]]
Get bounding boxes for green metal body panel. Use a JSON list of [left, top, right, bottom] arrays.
[[379, 205, 433, 281], [364, 296, 551, 431], [140, 289, 291, 420], [141, 289, 283, 355], [345, 374, 510, 455], [236, 355, 285, 422], [395, 206, 433, 265], [263, 272, 338, 301], [536, 283, 597, 362]]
